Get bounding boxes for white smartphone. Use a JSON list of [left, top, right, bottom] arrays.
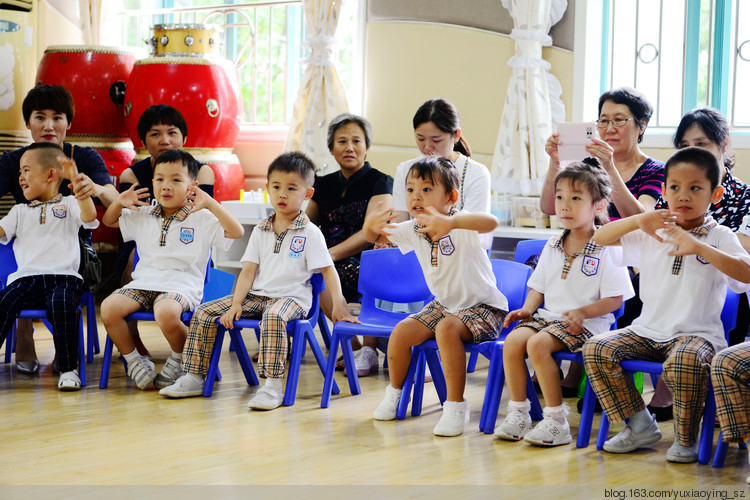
[[556, 122, 596, 163]]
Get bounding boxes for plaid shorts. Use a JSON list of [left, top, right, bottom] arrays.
[[116, 288, 190, 313], [516, 316, 593, 352], [409, 299, 506, 343]]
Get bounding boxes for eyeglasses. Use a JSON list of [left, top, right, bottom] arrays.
[[596, 117, 633, 129]]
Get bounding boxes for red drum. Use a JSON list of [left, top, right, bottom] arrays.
[[36, 45, 139, 139], [189, 150, 245, 202], [124, 57, 240, 149]]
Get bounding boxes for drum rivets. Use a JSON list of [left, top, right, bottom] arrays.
[[124, 101, 132, 117], [206, 99, 220, 117], [160, 36, 169, 47], [185, 36, 194, 47]]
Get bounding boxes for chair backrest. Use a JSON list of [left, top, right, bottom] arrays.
[[721, 289, 741, 338], [0, 241, 18, 288], [490, 259, 532, 317], [306, 273, 326, 323], [202, 267, 236, 303], [513, 239, 548, 266], [357, 248, 433, 324]]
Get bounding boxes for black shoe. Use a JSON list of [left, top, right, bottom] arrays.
[[646, 403, 673, 422], [577, 396, 602, 414], [561, 385, 580, 398]]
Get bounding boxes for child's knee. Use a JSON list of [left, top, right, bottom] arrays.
[[434, 316, 468, 340]]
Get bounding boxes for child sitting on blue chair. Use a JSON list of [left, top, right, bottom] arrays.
[[0, 142, 99, 391], [161, 152, 358, 410], [364, 155, 506, 437], [495, 159, 633, 446], [100, 149, 244, 391], [586, 146, 750, 463]]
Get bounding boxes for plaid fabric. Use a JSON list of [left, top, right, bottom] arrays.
[[182, 293, 305, 378], [582, 329, 715, 446], [115, 288, 190, 313], [409, 299, 506, 343], [515, 316, 594, 352], [548, 231, 605, 280], [670, 217, 717, 275], [711, 343, 750, 443], [256, 210, 309, 254], [412, 208, 458, 267], [149, 204, 191, 247], [28, 194, 63, 225]]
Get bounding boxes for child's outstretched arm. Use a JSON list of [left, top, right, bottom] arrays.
[[102, 184, 150, 228], [415, 206, 497, 241], [562, 295, 623, 335], [662, 225, 750, 283], [59, 156, 96, 223], [219, 261, 258, 329], [187, 186, 244, 239], [362, 201, 396, 244], [594, 210, 678, 246], [320, 265, 360, 324], [503, 289, 544, 329]]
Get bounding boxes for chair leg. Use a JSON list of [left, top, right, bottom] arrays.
[[84, 291, 99, 362], [397, 348, 421, 420], [467, 351, 479, 373], [713, 432, 729, 468], [340, 335, 361, 396], [77, 312, 86, 387], [576, 381, 598, 448], [317, 312, 331, 350], [99, 336, 114, 389], [480, 345, 502, 434], [304, 325, 339, 394], [203, 327, 226, 397], [596, 412, 610, 449], [526, 375, 543, 421], [411, 349, 427, 417], [321, 334, 341, 408], [425, 348, 446, 404], [228, 328, 259, 387], [698, 382, 717, 465], [283, 326, 307, 406], [4, 321, 16, 363]]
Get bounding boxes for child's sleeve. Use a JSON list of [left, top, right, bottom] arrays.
[[616, 230, 645, 268], [67, 197, 99, 230], [306, 226, 334, 272], [239, 226, 261, 265], [384, 220, 416, 254], [117, 208, 138, 243], [715, 228, 750, 293], [203, 211, 230, 251], [0, 205, 20, 244], [599, 246, 635, 301]]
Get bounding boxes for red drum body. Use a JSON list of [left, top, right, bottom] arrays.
[[36, 45, 138, 139], [124, 57, 240, 149], [192, 151, 245, 202]]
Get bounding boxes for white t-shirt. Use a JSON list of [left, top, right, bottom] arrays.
[[0, 195, 99, 284], [241, 213, 333, 313], [620, 224, 750, 350], [527, 234, 634, 334], [120, 206, 229, 309], [385, 217, 507, 313]]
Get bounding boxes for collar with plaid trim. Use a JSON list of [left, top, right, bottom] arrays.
[[549, 230, 606, 280], [149, 204, 192, 247], [412, 208, 457, 267], [257, 210, 309, 254], [671, 216, 717, 275], [28, 194, 63, 225]]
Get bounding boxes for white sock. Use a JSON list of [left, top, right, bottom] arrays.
[[123, 349, 140, 364], [169, 351, 182, 364], [629, 408, 654, 433], [508, 399, 531, 414], [264, 377, 283, 393], [184, 372, 204, 383], [544, 403, 569, 424]]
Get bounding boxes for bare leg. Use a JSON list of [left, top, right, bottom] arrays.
[[502, 327, 537, 402], [153, 299, 188, 353], [122, 250, 149, 356], [386, 318, 434, 389], [14, 319, 37, 363], [101, 293, 143, 355], [434, 316, 474, 402], [527, 332, 567, 407]]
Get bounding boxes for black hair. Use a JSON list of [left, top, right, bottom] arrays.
[[554, 157, 612, 225], [412, 98, 471, 157], [598, 87, 653, 143], [674, 107, 734, 170], [22, 84, 75, 124], [267, 152, 316, 187], [327, 113, 372, 150], [136, 104, 188, 145], [23, 142, 65, 171], [665, 146, 722, 190], [407, 156, 460, 194], [153, 149, 200, 180]]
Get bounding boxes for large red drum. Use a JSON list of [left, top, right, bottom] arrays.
[[190, 150, 245, 202], [124, 57, 240, 149], [36, 45, 139, 139]]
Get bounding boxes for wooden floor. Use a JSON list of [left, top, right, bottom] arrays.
[[0, 313, 746, 497]]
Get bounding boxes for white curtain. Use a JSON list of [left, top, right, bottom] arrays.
[[79, 0, 104, 45], [284, 0, 350, 175], [491, 0, 567, 196]]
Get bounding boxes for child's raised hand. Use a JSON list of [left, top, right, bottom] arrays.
[[58, 156, 78, 181], [363, 201, 396, 238], [662, 224, 701, 256], [186, 185, 213, 212], [503, 308, 531, 328], [219, 304, 243, 329], [118, 184, 150, 210], [415, 206, 453, 240], [637, 210, 681, 242], [562, 308, 585, 335]]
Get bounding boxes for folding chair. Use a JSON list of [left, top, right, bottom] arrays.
[[397, 259, 533, 421], [320, 248, 433, 408]]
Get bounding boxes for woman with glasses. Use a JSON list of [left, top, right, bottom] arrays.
[[540, 87, 664, 220]]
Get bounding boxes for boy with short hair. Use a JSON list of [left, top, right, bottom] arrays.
[[101, 149, 244, 391], [0, 142, 99, 390], [162, 152, 358, 410], [587, 146, 750, 463], [363, 156, 507, 437]]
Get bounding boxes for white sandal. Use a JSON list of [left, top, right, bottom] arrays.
[[58, 370, 81, 391]]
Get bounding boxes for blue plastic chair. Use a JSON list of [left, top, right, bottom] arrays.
[[204, 273, 338, 405], [396, 259, 533, 421], [320, 248, 433, 408], [712, 431, 748, 467], [0, 241, 88, 385], [513, 238, 549, 266], [594, 289, 740, 464]]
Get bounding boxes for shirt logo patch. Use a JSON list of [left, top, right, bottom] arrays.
[[52, 205, 67, 219], [581, 255, 600, 276], [290, 236, 306, 253], [438, 236, 455, 255], [179, 227, 194, 244]]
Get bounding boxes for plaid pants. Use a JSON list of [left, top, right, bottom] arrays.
[[582, 329, 715, 446], [0, 275, 82, 373], [183, 293, 305, 379], [711, 342, 750, 443]]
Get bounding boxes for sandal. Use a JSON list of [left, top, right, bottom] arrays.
[[58, 370, 81, 391]]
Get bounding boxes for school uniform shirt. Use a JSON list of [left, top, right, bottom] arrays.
[[386, 216, 508, 313], [620, 219, 750, 351], [527, 232, 634, 334], [241, 211, 333, 313], [0, 195, 99, 284], [119, 205, 229, 309]]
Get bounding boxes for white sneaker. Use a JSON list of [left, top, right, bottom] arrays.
[[154, 356, 184, 389], [355, 346, 378, 376], [524, 417, 572, 446], [160, 373, 205, 398], [666, 441, 699, 463], [433, 400, 470, 437], [603, 415, 662, 453], [373, 385, 404, 421], [57, 370, 81, 391], [127, 355, 158, 390], [495, 410, 533, 441], [247, 385, 284, 410]]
